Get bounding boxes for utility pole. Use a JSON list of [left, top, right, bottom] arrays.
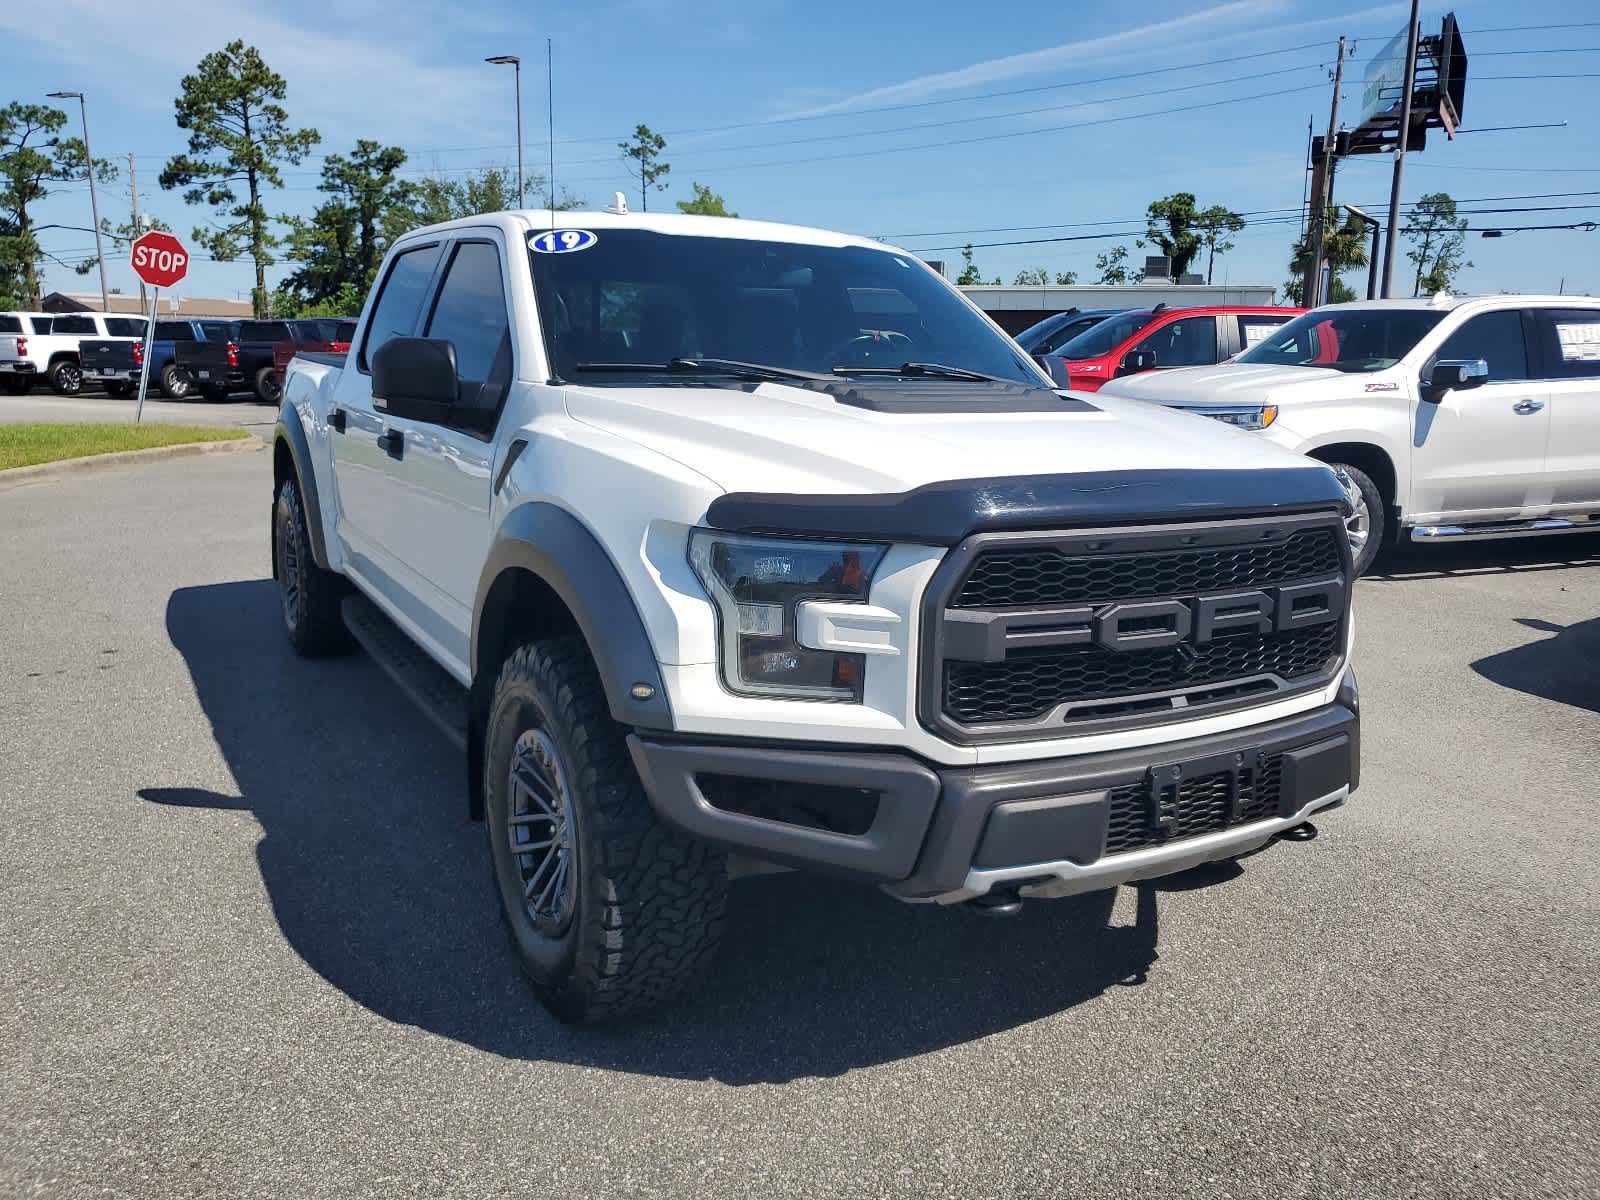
[[1381, 0, 1422, 297], [1303, 36, 1346, 308], [128, 153, 147, 309]]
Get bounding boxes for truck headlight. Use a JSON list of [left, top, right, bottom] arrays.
[[689, 531, 888, 701], [1193, 404, 1278, 430]]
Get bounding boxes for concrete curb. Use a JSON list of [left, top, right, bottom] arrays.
[[0, 434, 263, 492]]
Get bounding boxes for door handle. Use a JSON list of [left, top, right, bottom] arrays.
[[1512, 399, 1545, 414], [328, 407, 345, 433], [376, 429, 404, 460]]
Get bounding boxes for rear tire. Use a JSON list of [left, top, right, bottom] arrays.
[[272, 473, 350, 656], [1, 375, 31, 395], [200, 383, 230, 402], [1331, 463, 1384, 576], [485, 638, 728, 1024], [104, 381, 133, 398], [159, 364, 192, 400], [48, 359, 83, 396], [255, 366, 282, 405]]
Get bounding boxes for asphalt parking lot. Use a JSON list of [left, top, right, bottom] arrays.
[[2, 451, 1596, 1199], [0, 385, 274, 430]]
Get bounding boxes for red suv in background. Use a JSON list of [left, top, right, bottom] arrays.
[[1038, 304, 1303, 391]]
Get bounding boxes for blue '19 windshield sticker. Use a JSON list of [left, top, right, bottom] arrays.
[[529, 229, 598, 254]]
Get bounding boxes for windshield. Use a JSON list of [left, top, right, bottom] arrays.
[[1237, 308, 1447, 373], [1057, 310, 1153, 360], [528, 229, 1044, 386], [1016, 311, 1121, 355]]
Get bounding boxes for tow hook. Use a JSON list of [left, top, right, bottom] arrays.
[[968, 887, 1024, 917], [1280, 821, 1318, 842]]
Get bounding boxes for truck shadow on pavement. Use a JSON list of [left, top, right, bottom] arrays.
[[146, 580, 1172, 1084], [1471, 617, 1600, 715]]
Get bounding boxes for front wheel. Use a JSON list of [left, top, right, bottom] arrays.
[[1332, 463, 1384, 577], [49, 360, 83, 396], [485, 638, 728, 1024]]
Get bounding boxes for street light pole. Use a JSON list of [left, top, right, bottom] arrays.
[[47, 90, 110, 313], [1345, 204, 1382, 300], [485, 55, 525, 208]]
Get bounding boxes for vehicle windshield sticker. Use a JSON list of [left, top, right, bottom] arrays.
[[529, 229, 598, 254], [1240, 322, 1279, 348]]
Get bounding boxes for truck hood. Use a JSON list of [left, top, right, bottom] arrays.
[[562, 379, 1321, 497], [1096, 363, 1370, 408]]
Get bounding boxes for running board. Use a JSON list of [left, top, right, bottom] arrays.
[[1410, 516, 1600, 543], [341, 592, 469, 752]]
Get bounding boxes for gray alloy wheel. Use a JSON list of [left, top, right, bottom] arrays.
[[1332, 463, 1384, 577], [506, 728, 578, 938], [160, 364, 192, 400], [49, 360, 83, 395]]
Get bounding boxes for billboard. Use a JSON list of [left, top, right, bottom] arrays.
[[1358, 27, 1410, 129]]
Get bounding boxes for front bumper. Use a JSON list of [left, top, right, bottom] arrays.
[[628, 675, 1358, 904]]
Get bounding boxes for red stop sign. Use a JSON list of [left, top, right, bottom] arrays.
[[130, 231, 190, 288]]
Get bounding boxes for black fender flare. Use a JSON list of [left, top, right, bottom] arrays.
[[472, 502, 674, 732], [273, 406, 331, 570]]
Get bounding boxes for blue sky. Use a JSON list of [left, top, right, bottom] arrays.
[[5, 0, 1597, 304]]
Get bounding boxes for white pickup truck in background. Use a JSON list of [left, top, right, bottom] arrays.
[[0, 310, 146, 395], [1097, 295, 1600, 574]]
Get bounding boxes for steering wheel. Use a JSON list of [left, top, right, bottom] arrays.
[[826, 329, 915, 368]]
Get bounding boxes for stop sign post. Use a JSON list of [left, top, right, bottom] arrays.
[[128, 231, 190, 422]]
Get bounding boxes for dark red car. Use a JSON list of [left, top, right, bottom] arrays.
[[1039, 304, 1304, 392]]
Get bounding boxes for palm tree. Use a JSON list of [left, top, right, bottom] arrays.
[[1284, 208, 1370, 304]]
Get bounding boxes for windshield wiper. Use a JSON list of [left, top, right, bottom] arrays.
[[571, 358, 831, 384], [833, 361, 1006, 382]]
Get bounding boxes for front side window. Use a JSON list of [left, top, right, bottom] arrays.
[[425, 241, 513, 420], [360, 243, 443, 370], [1132, 316, 1218, 368], [1435, 310, 1528, 381], [1058, 311, 1153, 361], [1238, 308, 1447, 373], [529, 229, 1041, 386], [1532, 309, 1600, 380]]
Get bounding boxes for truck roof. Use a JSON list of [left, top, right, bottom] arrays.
[[1315, 294, 1594, 313], [400, 207, 896, 254]]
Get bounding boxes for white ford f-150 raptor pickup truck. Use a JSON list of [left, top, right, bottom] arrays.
[[1096, 295, 1600, 575], [274, 207, 1361, 1023]]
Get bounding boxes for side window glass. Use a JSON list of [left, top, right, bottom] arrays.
[[1435, 310, 1529, 382], [425, 241, 513, 422], [360, 243, 443, 371], [53, 315, 95, 335], [1134, 317, 1217, 367], [1533, 309, 1600, 380], [1238, 317, 1287, 352]]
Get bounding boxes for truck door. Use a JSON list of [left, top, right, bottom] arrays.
[[1529, 307, 1600, 515], [1409, 308, 1549, 522], [328, 240, 445, 609]]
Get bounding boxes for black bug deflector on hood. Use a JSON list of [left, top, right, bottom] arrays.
[[705, 466, 1352, 545]]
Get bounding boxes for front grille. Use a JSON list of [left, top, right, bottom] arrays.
[[945, 622, 1341, 724], [952, 528, 1342, 609], [924, 515, 1350, 740], [1104, 754, 1284, 855]]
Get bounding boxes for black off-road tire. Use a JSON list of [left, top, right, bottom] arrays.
[[159, 364, 192, 400], [200, 383, 231, 402], [272, 474, 350, 656], [485, 638, 728, 1024], [3, 375, 34, 395], [255, 366, 282, 405], [104, 381, 133, 398], [49, 359, 83, 395], [1331, 462, 1384, 577]]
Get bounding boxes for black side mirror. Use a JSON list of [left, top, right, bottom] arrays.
[[1120, 349, 1158, 375], [1422, 357, 1488, 402], [372, 337, 458, 421]]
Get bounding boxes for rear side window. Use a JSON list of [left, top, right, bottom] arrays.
[[1238, 316, 1289, 351], [0, 316, 19, 334], [105, 317, 145, 337], [424, 241, 513, 425], [199, 322, 236, 341], [1133, 316, 1218, 368], [239, 321, 292, 341], [1435, 310, 1529, 382], [361, 243, 444, 371], [1532, 309, 1600, 380], [156, 322, 196, 341], [29, 316, 52, 334], [52, 315, 96, 334], [335, 321, 357, 342]]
